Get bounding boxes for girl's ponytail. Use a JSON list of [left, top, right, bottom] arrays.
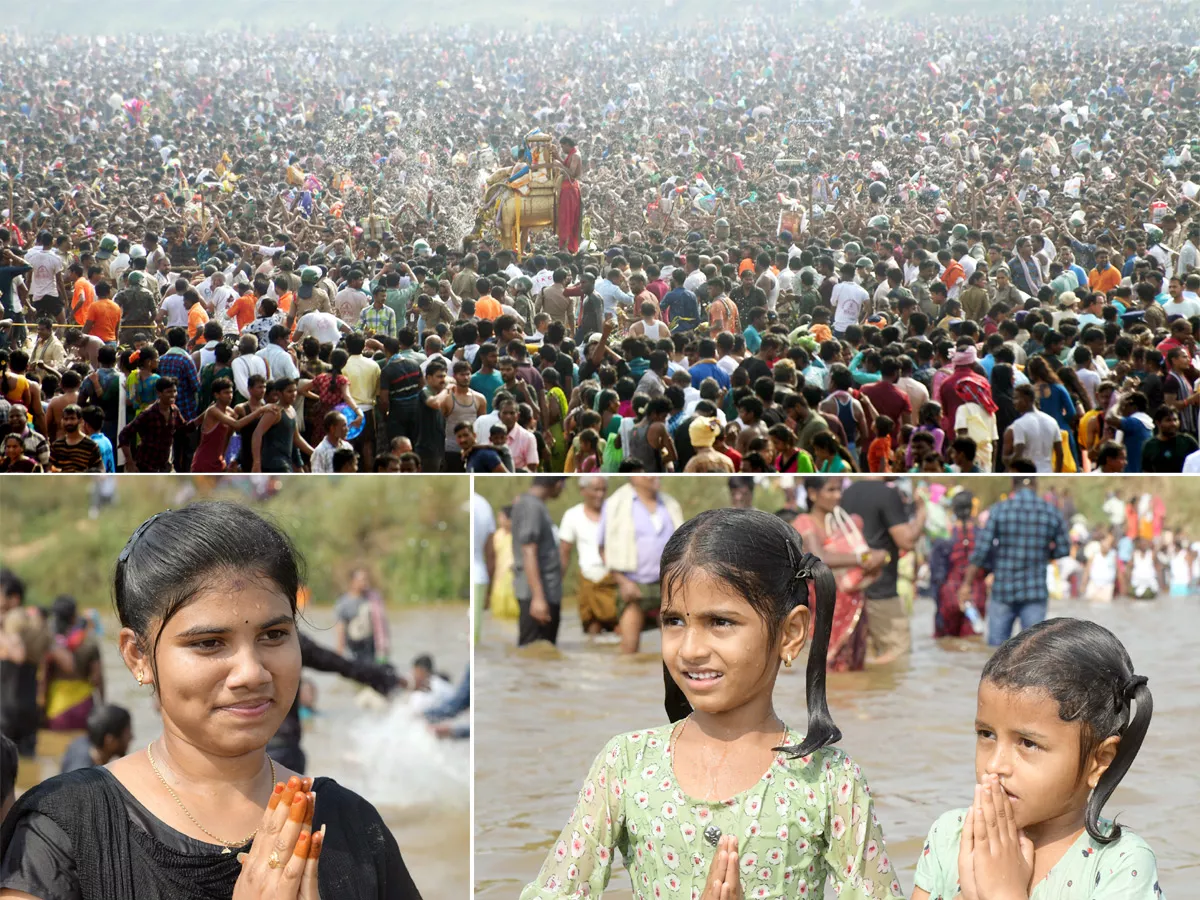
[[777, 551, 842, 759], [1087, 675, 1152, 844]]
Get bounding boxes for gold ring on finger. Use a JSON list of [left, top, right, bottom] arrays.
[[268, 851, 283, 869]]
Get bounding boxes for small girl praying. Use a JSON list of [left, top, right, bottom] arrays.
[[521, 508, 905, 900], [912, 618, 1162, 900]]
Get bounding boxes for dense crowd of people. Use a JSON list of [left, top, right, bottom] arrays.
[[1, 3, 1198, 473]]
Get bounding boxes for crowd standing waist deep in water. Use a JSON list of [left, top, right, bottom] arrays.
[[1, 0, 1199, 473]]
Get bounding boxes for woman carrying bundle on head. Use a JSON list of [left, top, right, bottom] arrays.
[[520, 507, 905, 900]]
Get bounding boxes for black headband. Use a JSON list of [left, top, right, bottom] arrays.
[[117, 511, 170, 565]]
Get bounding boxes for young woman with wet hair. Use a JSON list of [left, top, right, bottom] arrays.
[[521, 508, 904, 900], [0, 503, 421, 900]]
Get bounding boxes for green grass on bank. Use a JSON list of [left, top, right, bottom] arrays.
[[1, 476, 470, 610]]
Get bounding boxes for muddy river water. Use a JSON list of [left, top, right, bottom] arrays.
[[475, 594, 1196, 898]]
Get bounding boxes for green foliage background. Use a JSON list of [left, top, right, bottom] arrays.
[[1, 476, 470, 610]]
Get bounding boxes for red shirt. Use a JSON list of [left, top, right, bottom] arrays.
[[860, 380, 911, 439]]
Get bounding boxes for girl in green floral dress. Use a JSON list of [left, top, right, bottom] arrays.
[[912, 618, 1163, 900], [521, 508, 905, 900]]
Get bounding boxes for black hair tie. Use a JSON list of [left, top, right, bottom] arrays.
[[1123, 674, 1148, 702], [117, 511, 170, 564]]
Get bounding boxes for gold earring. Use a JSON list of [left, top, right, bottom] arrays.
[[783, 655, 793, 668], [136, 672, 144, 685]]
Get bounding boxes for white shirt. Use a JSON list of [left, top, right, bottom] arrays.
[[1010, 409, 1061, 472], [531, 268, 555, 297], [335, 287, 370, 324], [1163, 298, 1200, 319], [472, 493, 496, 585], [257, 344, 300, 381], [1177, 240, 1199, 278], [758, 270, 779, 312], [1074, 367, 1101, 407], [24, 248, 63, 299], [1183, 448, 1200, 474], [210, 285, 240, 334], [294, 311, 344, 346], [683, 269, 706, 293], [474, 410, 502, 443], [160, 293, 188, 328], [559, 503, 609, 583], [311, 437, 353, 473], [231, 353, 268, 399], [831, 280, 869, 331]]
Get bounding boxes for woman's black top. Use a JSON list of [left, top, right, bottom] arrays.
[[0, 767, 421, 900]]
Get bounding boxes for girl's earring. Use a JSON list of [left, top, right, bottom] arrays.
[[136, 672, 144, 686], [783, 655, 793, 668]]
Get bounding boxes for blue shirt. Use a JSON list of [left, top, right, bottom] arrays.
[[743, 325, 762, 354], [89, 433, 115, 473], [1119, 414, 1154, 473], [661, 287, 699, 329], [1068, 264, 1089, 287], [156, 347, 201, 420], [969, 488, 1070, 605], [689, 360, 730, 390]]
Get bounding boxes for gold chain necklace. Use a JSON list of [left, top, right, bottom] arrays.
[[147, 741, 276, 854]]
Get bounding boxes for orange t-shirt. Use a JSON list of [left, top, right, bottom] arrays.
[[1088, 266, 1121, 294], [708, 296, 739, 335], [188, 303, 210, 345], [868, 436, 893, 473], [226, 293, 258, 331], [276, 291, 294, 314], [475, 296, 503, 320], [84, 299, 122, 342], [72, 278, 96, 326], [738, 258, 756, 275]]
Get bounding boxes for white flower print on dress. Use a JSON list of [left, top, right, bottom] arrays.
[[643, 765, 659, 780], [651, 818, 666, 838], [785, 778, 800, 792], [865, 839, 878, 860], [665, 875, 681, 892], [796, 812, 809, 829], [692, 806, 713, 824], [690, 888, 700, 900], [767, 848, 784, 866], [761, 769, 775, 784], [752, 886, 771, 899], [744, 795, 763, 817], [659, 778, 673, 793], [757, 867, 771, 881], [851, 803, 862, 826], [796, 879, 809, 896], [582, 815, 596, 836], [545, 875, 559, 892], [635, 791, 650, 809], [805, 787, 818, 805], [583, 782, 596, 804], [662, 846, 680, 871], [856, 820, 867, 846], [831, 815, 846, 840], [629, 732, 645, 743], [567, 864, 579, 881], [661, 801, 678, 819], [776, 825, 789, 841], [795, 838, 810, 854], [597, 846, 611, 866], [837, 779, 853, 805], [774, 793, 790, 816], [877, 853, 889, 873], [681, 822, 697, 843], [555, 840, 569, 861], [691, 853, 704, 872], [783, 866, 794, 884], [652, 880, 662, 900], [740, 853, 757, 872], [744, 820, 762, 838]]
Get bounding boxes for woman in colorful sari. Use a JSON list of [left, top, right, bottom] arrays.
[[555, 137, 583, 254], [791, 477, 883, 672], [928, 491, 989, 638], [542, 366, 569, 472], [41, 595, 103, 731]]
